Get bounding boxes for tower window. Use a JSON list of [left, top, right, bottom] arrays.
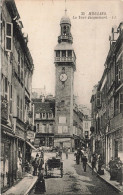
[[62, 51, 66, 57], [63, 26, 67, 35], [56, 51, 60, 57], [68, 50, 72, 57]]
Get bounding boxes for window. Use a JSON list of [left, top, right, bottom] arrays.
[[63, 26, 67, 35], [20, 99, 23, 120], [36, 113, 40, 119], [116, 58, 122, 87], [114, 95, 119, 116], [10, 84, 12, 99], [62, 50, 66, 57], [42, 113, 46, 119], [56, 51, 60, 57], [5, 77, 8, 100], [5, 77, 8, 93], [96, 91, 102, 108], [17, 95, 19, 118], [42, 124, 46, 133], [1, 75, 4, 96], [37, 124, 39, 132], [61, 100, 65, 106], [5, 22, 13, 51], [68, 50, 72, 57], [9, 84, 12, 114], [49, 113, 53, 119], [1, 16, 5, 49], [63, 126, 68, 133], [120, 94, 123, 113], [59, 116, 66, 124], [17, 95, 23, 120], [49, 124, 53, 133], [40, 113, 42, 119], [18, 51, 20, 77], [46, 113, 48, 119], [21, 57, 24, 81], [58, 126, 62, 134]]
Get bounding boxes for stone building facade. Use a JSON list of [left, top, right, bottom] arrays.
[[1, 0, 34, 192], [90, 22, 123, 167], [33, 96, 55, 148]]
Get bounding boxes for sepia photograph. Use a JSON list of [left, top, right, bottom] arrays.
[[1, 0, 123, 194]]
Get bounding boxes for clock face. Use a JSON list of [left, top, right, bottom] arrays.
[[60, 73, 68, 82]]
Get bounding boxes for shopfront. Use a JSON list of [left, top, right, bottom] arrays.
[[1, 127, 15, 192]]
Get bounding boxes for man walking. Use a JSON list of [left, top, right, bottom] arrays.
[[65, 148, 68, 159], [91, 153, 97, 175], [82, 155, 88, 172]]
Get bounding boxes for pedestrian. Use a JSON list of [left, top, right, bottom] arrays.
[[33, 156, 39, 176], [97, 154, 104, 175], [59, 149, 62, 160], [91, 153, 97, 175], [36, 153, 39, 158], [116, 157, 122, 185], [35, 173, 46, 193], [109, 157, 114, 180], [76, 148, 81, 164], [40, 150, 44, 159], [25, 160, 29, 172], [82, 155, 87, 172], [38, 156, 44, 174], [65, 148, 68, 159], [81, 148, 84, 162]]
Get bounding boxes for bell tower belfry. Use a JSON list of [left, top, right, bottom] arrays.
[[54, 13, 76, 151]]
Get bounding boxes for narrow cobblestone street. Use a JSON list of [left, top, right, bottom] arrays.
[[29, 153, 119, 195]]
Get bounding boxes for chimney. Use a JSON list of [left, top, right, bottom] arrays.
[[118, 22, 123, 34], [109, 25, 118, 48]]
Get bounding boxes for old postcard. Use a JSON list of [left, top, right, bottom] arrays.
[[1, 0, 123, 194]]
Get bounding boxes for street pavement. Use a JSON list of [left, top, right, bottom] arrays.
[[2, 173, 38, 195], [29, 152, 120, 195]]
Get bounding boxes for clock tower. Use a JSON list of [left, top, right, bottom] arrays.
[[54, 13, 76, 151]]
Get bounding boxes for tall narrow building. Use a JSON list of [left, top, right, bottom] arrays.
[[54, 13, 76, 151]]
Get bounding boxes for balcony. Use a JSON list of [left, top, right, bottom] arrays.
[[54, 56, 76, 65], [58, 35, 73, 43]]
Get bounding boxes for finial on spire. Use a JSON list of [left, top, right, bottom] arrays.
[[65, 8, 67, 15], [64, 0, 67, 15]]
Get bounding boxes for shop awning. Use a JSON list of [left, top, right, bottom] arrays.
[[26, 141, 37, 150]]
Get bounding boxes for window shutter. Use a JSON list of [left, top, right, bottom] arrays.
[[5, 22, 13, 52]]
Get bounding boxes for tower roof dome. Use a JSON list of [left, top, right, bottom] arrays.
[[60, 15, 71, 25]]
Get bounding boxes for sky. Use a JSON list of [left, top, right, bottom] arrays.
[[15, 0, 123, 108]]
